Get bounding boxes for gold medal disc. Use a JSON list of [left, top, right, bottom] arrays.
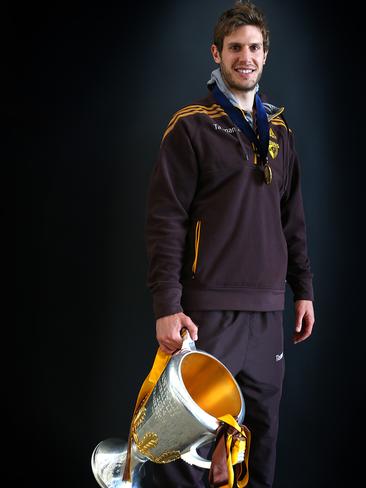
[[264, 163, 272, 184]]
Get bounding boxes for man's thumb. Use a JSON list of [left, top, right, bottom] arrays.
[[295, 318, 302, 332]]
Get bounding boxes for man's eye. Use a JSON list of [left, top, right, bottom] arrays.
[[250, 45, 260, 51], [230, 45, 240, 51]]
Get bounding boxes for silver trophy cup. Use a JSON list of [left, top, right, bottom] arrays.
[[91, 332, 245, 488]]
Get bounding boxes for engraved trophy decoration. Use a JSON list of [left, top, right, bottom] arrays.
[[91, 330, 247, 488]]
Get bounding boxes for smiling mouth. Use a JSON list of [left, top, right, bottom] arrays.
[[235, 68, 255, 75]]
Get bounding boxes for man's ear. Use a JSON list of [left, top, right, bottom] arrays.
[[211, 44, 221, 65], [263, 50, 268, 65]]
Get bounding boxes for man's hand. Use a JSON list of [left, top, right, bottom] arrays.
[[293, 300, 315, 344], [156, 312, 198, 354]]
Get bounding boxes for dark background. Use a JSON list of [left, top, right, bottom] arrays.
[[12, 1, 362, 486]]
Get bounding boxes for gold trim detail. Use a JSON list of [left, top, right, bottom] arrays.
[[270, 119, 287, 129], [133, 431, 159, 455], [133, 405, 146, 430], [268, 107, 285, 121], [251, 143, 258, 165], [132, 405, 181, 464], [153, 451, 181, 464], [168, 103, 225, 128], [192, 220, 202, 276], [162, 107, 226, 141], [269, 127, 277, 139]]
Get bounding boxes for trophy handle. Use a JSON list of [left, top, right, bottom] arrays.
[[180, 328, 196, 352], [180, 433, 215, 469], [181, 432, 245, 469]]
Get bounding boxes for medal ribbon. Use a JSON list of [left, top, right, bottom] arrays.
[[211, 83, 269, 164]]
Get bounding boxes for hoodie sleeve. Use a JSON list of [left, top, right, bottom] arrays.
[[281, 129, 314, 301], [145, 118, 199, 319]]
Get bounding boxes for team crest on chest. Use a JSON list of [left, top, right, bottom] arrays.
[[269, 139, 279, 159]]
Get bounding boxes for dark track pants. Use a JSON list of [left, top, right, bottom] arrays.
[[145, 310, 285, 488]]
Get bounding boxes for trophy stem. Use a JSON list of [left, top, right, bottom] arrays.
[[91, 438, 147, 488]]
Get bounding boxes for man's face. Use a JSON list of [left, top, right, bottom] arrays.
[[211, 25, 268, 94]]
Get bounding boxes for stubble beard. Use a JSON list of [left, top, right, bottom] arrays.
[[220, 63, 263, 94]]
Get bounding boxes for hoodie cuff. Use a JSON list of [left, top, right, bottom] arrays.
[[153, 287, 183, 320], [290, 278, 314, 302]]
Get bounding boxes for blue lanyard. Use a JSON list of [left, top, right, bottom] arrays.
[[212, 84, 269, 164]]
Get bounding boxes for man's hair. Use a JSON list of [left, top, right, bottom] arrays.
[[213, 1, 270, 53]]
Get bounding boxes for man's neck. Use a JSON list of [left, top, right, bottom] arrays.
[[232, 89, 256, 112]]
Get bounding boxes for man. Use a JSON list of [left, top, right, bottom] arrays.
[[144, 1, 315, 487]]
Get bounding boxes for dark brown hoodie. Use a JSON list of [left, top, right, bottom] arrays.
[[145, 92, 313, 319]]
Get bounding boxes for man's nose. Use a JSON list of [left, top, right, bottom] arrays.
[[238, 46, 252, 62]]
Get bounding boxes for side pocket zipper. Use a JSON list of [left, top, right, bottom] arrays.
[[192, 219, 202, 278]]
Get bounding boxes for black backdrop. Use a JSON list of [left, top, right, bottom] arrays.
[[12, 1, 362, 486]]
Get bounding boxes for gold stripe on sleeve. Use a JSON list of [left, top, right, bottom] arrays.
[[162, 107, 226, 141], [167, 104, 226, 130], [270, 119, 288, 129]]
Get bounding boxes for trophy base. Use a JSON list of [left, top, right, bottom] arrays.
[[91, 438, 145, 488]]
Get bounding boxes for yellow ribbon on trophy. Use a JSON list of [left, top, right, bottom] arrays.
[[211, 414, 251, 488], [122, 347, 171, 482]]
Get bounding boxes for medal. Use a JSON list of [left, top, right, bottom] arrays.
[[263, 162, 272, 185]]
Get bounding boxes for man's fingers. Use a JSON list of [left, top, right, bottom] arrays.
[[295, 309, 305, 332], [157, 333, 183, 350], [293, 316, 315, 344], [293, 300, 315, 344], [181, 315, 198, 341], [159, 342, 179, 354], [185, 323, 198, 341], [294, 329, 311, 344], [157, 330, 182, 353], [156, 312, 198, 355]]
